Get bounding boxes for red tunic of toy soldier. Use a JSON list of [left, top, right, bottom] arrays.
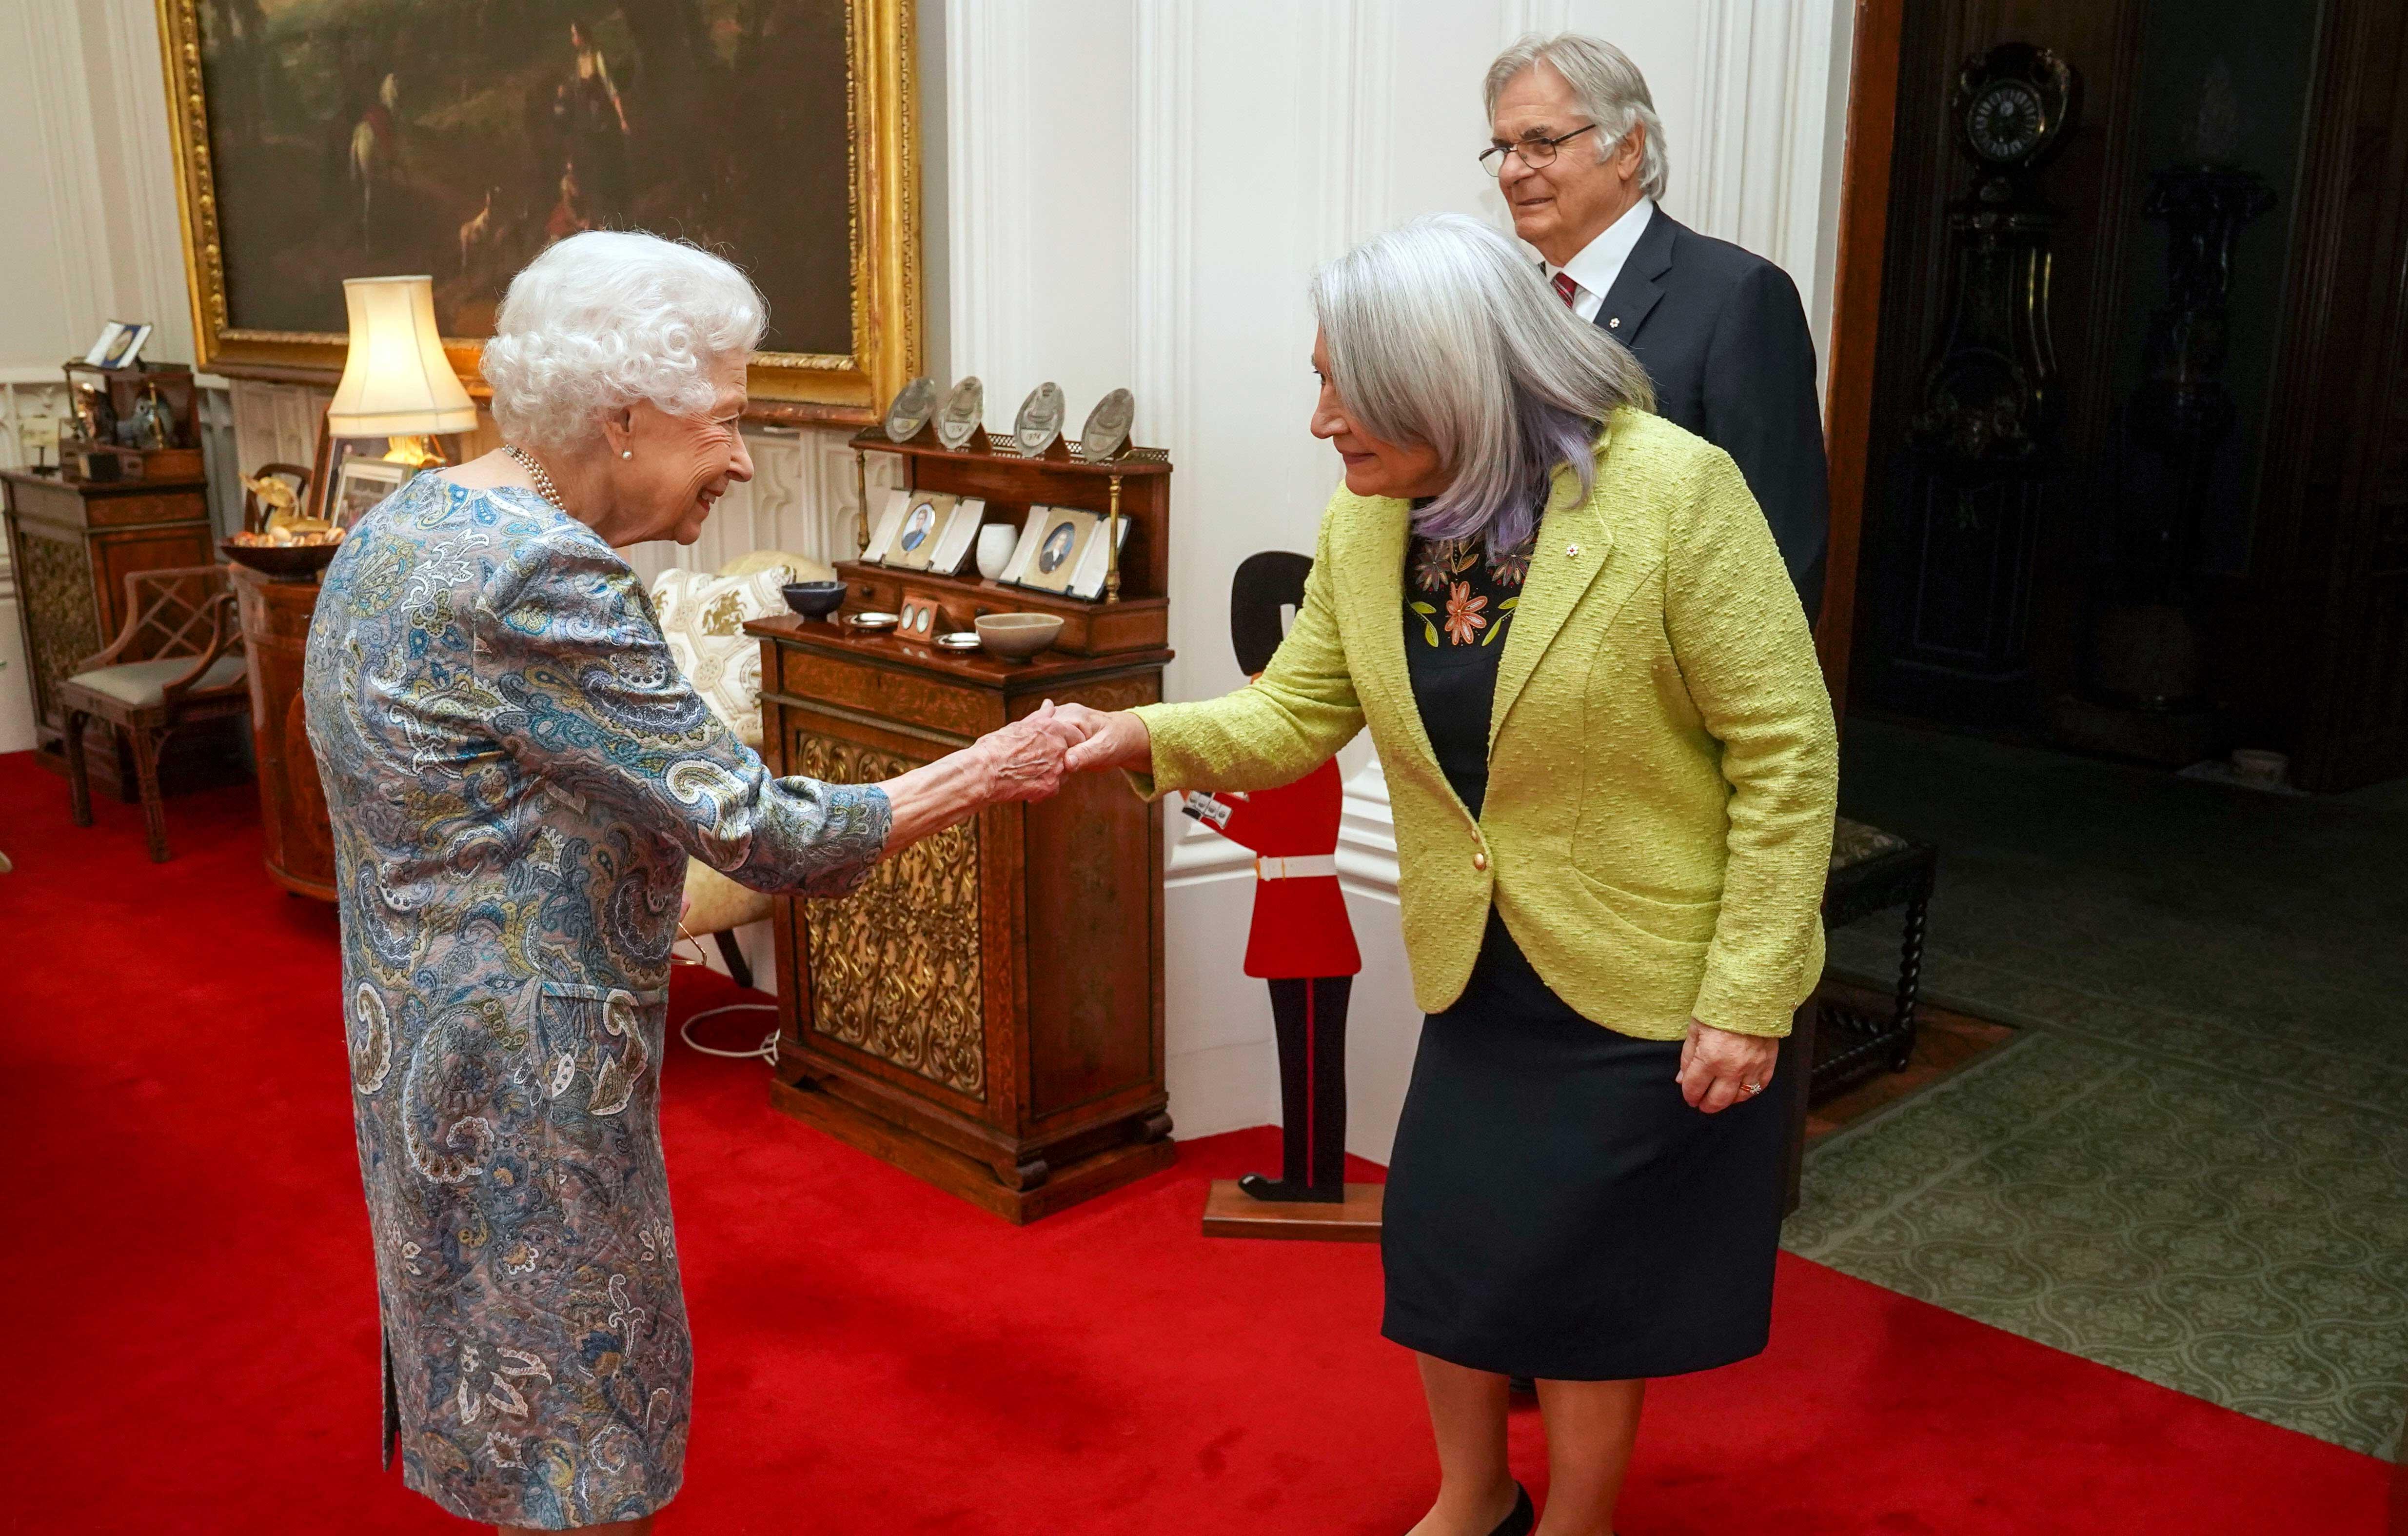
[[1185, 550, 1363, 1203]]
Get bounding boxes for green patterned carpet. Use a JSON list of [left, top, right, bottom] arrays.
[[1792, 721, 2408, 1456]]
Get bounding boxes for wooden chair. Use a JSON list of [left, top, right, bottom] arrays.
[[58, 564, 250, 863]]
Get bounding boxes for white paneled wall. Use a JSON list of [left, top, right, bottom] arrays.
[[10, 0, 1856, 1161]]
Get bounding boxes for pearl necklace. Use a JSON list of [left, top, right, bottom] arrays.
[[504, 444, 566, 511]]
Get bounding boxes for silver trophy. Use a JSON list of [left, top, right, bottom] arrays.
[[1077, 388, 1135, 463], [1014, 381, 1066, 455], [935, 377, 986, 451], [883, 376, 937, 443]]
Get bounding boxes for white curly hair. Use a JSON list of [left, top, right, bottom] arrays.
[[481, 231, 766, 453]]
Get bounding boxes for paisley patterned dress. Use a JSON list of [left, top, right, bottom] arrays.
[[302, 476, 890, 1528]]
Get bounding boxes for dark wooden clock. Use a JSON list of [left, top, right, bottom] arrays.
[[1877, 44, 2082, 723], [1954, 43, 2076, 183]]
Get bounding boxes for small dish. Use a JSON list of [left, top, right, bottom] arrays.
[[781, 580, 847, 620], [935, 631, 982, 651], [973, 612, 1064, 660], [847, 611, 900, 632]]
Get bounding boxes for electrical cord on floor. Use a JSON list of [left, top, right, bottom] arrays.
[[673, 923, 781, 1062], [678, 1001, 781, 1061]]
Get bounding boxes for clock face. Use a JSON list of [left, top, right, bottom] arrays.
[[1969, 80, 2047, 163]]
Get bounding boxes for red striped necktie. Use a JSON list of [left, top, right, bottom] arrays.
[[1551, 271, 1579, 308]]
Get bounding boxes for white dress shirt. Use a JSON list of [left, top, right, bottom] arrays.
[[1542, 198, 1656, 324]]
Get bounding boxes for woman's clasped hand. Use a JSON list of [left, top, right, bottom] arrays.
[[978, 701, 1084, 799]]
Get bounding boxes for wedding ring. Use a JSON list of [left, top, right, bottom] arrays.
[[1741, 1081, 1764, 1095]]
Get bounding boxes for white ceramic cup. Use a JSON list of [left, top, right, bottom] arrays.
[[975, 522, 1017, 580]]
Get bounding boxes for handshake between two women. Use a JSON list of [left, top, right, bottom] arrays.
[[877, 700, 1152, 852]]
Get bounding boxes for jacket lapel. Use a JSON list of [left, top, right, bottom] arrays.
[[1488, 435, 1618, 748], [1332, 496, 1443, 774], [1595, 209, 1678, 343]]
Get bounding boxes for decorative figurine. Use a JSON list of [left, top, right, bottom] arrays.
[[1182, 551, 1361, 1202]]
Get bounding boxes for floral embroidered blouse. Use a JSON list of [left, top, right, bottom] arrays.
[[1403, 524, 1539, 819]]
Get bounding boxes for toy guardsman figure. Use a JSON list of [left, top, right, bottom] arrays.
[[1183, 553, 1362, 1203]]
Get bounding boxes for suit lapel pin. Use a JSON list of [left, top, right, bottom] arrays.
[[1607, 316, 1621, 329], [1565, 542, 1581, 559]]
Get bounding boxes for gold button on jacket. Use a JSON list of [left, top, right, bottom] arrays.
[[1131, 412, 1836, 1040]]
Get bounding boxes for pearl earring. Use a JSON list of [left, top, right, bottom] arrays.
[[621, 450, 633, 460]]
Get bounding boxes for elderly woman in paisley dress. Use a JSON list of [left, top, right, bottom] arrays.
[[303, 231, 1075, 1535]]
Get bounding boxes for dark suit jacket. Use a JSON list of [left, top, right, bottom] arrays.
[[1593, 210, 1829, 620]]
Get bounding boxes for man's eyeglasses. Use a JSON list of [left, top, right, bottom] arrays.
[[1479, 123, 1600, 177]]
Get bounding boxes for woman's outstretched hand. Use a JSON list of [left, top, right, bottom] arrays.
[[973, 701, 1079, 802], [1051, 703, 1153, 774], [1676, 1018, 1780, 1115]]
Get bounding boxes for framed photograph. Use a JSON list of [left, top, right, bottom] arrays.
[[331, 457, 414, 530], [861, 487, 912, 564], [925, 497, 987, 576], [82, 323, 128, 368], [1013, 507, 1100, 596], [155, 2, 921, 416], [885, 491, 956, 572], [106, 323, 154, 370], [1065, 514, 1131, 600]]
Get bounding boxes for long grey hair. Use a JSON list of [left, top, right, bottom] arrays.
[[1311, 214, 1655, 555]]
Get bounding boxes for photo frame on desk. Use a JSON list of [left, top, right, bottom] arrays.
[[925, 497, 986, 576], [862, 486, 913, 563], [83, 321, 153, 370], [331, 457, 414, 530], [1013, 506, 1101, 596], [1064, 513, 1130, 600], [884, 490, 956, 572]]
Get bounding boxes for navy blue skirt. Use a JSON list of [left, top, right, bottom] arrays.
[[1380, 914, 1787, 1380]]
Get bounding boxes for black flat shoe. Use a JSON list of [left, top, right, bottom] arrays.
[[1488, 1483, 1535, 1536]]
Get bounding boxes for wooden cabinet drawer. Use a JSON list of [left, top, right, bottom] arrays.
[[776, 648, 1000, 740]]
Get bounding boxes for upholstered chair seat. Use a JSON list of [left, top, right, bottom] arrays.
[[655, 551, 837, 987]]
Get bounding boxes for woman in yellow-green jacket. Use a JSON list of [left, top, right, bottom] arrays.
[[1058, 214, 1836, 1536]]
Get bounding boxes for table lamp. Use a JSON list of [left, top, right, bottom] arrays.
[[327, 275, 476, 467]]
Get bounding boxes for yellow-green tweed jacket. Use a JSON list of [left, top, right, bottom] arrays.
[[1132, 410, 1837, 1040]]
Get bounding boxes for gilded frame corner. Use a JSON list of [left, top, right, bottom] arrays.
[[152, 0, 921, 421]]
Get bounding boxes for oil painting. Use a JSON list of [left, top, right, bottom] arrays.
[[158, 0, 919, 413]]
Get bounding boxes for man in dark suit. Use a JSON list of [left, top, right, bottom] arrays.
[[1485, 34, 1829, 620]]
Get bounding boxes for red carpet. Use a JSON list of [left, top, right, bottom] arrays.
[[0, 749, 2389, 1535]]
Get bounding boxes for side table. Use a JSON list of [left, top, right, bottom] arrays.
[[228, 563, 335, 899], [1814, 817, 1939, 1103]]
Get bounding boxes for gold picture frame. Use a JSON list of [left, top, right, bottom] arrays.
[[152, 0, 921, 422]]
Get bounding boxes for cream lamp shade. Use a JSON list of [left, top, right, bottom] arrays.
[[326, 276, 477, 437]]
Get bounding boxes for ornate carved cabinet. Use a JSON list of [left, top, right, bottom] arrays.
[[228, 564, 336, 898], [750, 424, 1178, 1222], [2, 467, 226, 791], [752, 617, 1173, 1221]]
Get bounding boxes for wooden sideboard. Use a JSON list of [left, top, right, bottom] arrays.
[[750, 612, 1175, 1222], [229, 563, 336, 899], [2, 467, 235, 793]]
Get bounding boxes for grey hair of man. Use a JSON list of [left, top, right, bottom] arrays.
[[1311, 213, 1655, 556], [1484, 33, 1670, 202]]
